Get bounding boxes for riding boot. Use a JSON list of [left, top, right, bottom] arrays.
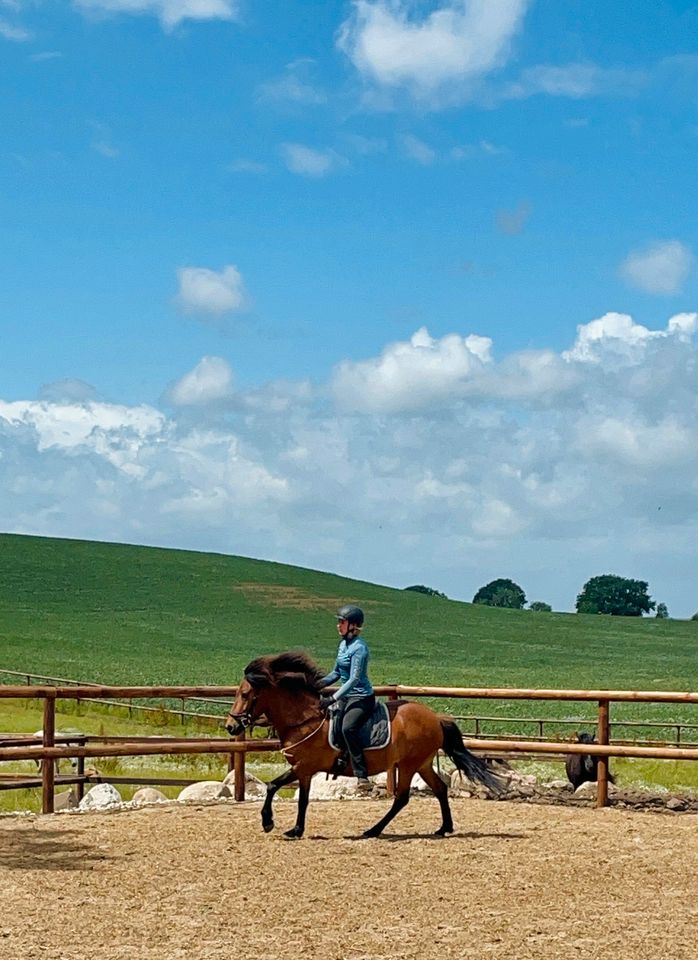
[[330, 751, 349, 779]]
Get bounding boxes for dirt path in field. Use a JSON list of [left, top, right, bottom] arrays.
[[1, 797, 696, 960]]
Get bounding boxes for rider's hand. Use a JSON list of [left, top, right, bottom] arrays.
[[319, 695, 335, 714]]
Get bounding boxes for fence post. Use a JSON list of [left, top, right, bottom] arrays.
[[386, 686, 398, 796], [42, 691, 56, 814], [234, 732, 246, 801], [596, 699, 610, 808]]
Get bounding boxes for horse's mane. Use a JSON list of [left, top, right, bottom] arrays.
[[244, 650, 324, 693]]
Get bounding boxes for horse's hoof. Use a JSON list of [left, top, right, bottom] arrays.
[[283, 828, 303, 840], [434, 827, 452, 837], [262, 822, 274, 833], [362, 827, 381, 839]]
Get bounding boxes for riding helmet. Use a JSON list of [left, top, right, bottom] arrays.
[[336, 604, 364, 626]]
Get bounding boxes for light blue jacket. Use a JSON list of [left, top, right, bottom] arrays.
[[320, 635, 373, 701]]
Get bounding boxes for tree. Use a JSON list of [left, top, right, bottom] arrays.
[[404, 584, 448, 599], [691, 613, 698, 622], [529, 601, 552, 612], [575, 574, 655, 617], [473, 578, 526, 610], [655, 602, 669, 619]]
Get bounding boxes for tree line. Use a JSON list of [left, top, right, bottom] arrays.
[[406, 576, 692, 619]]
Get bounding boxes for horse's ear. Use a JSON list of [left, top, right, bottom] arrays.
[[276, 671, 309, 690], [245, 671, 269, 687]]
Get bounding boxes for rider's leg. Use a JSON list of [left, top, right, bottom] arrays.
[[341, 695, 375, 781]]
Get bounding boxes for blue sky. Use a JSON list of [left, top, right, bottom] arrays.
[[2, 1, 698, 617]]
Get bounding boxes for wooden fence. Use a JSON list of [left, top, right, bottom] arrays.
[[1, 682, 698, 814]]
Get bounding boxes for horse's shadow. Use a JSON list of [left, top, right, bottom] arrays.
[[0, 827, 115, 871], [310, 830, 528, 842]]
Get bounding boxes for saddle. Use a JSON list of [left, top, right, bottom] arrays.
[[327, 700, 391, 753]]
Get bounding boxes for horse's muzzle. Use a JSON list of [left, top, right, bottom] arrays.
[[226, 719, 246, 737]]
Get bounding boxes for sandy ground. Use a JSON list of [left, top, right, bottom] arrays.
[[1, 797, 697, 960]]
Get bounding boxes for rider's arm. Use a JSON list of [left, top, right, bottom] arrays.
[[330, 645, 368, 702], [318, 663, 340, 689]]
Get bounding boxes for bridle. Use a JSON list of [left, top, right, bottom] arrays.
[[227, 676, 261, 731]]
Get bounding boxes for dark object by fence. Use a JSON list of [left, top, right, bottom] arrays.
[[566, 731, 616, 791]]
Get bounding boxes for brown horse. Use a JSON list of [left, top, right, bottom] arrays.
[[225, 651, 502, 839]]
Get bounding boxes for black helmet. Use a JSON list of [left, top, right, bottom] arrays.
[[336, 604, 364, 627]]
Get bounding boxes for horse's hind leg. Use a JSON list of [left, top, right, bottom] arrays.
[[284, 775, 311, 840], [362, 762, 418, 838], [418, 761, 453, 836], [261, 767, 298, 833]]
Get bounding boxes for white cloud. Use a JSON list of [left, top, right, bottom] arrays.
[[0, 16, 31, 40], [3, 309, 698, 616], [176, 265, 245, 316], [620, 240, 693, 295], [281, 143, 345, 178], [337, 0, 529, 103], [257, 61, 327, 106], [400, 134, 436, 165], [496, 200, 531, 235], [332, 326, 493, 413], [563, 312, 662, 363], [166, 356, 234, 407], [501, 62, 645, 100], [73, 0, 239, 30]]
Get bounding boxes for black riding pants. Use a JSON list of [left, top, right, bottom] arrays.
[[339, 694, 375, 780]]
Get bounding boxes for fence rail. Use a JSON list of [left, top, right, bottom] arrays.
[[2, 677, 698, 813]]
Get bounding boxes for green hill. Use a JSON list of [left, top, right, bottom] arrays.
[[0, 533, 697, 725]]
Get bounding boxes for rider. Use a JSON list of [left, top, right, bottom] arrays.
[[318, 604, 375, 795]]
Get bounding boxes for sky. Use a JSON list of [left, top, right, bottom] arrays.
[[2, 1, 698, 617]]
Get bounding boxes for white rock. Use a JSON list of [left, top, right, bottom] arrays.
[[79, 783, 122, 811], [54, 789, 78, 811], [131, 787, 169, 806], [546, 779, 574, 791], [222, 770, 266, 801], [178, 781, 231, 803], [296, 775, 372, 800], [574, 780, 617, 798]]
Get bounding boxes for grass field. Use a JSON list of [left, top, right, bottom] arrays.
[[1, 531, 698, 805], [1, 531, 698, 732]]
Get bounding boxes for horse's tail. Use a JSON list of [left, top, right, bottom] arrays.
[[440, 719, 505, 796]]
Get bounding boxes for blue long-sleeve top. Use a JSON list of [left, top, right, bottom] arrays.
[[319, 635, 373, 701]]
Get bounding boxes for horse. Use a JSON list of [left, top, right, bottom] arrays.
[[224, 650, 503, 839], [565, 731, 616, 791]]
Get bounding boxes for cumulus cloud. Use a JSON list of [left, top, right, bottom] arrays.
[[73, 0, 239, 29], [281, 143, 345, 177], [332, 326, 493, 413], [176, 265, 245, 316], [166, 356, 235, 407], [620, 240, 693, 295], [337, 0, 529, 104], [3, 309, 698, 615]]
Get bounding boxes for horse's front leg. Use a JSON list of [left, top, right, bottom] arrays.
[[261, 767, 298, 833], [283, 774, 312, 840]]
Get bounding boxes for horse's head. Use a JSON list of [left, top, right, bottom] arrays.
[[225, 652, 325, 736], [225, 669, 269, 736]]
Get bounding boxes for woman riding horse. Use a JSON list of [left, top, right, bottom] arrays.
[[225, 648, 503, 839], [318, 604, 374, 795]]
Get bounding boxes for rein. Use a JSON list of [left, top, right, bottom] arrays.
[[281, 716, 326, 759]]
